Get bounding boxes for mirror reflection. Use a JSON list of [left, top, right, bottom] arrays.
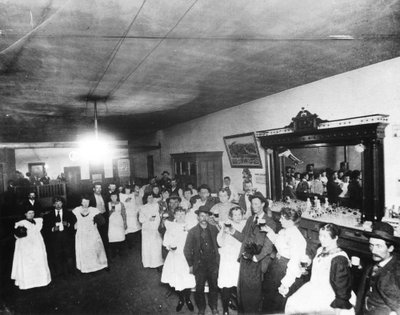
[[281, 145, 363, 209]]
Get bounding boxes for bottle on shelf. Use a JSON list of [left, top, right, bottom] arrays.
[[315, 199, 321, 212], [306, 198, 312, 212], [384, 207, 391, 219], [393, 205, 399, 218]]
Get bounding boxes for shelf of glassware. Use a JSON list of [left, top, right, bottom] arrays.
[[269, 200, 400, 258]]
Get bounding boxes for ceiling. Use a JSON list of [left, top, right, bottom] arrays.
[[1, 0, 400, 142]]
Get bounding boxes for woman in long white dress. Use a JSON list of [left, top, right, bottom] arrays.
[[161, 207, 195, 312], [217, 206, 246, 314], [120, 185, 141, 249], [108, 192, 127, 257], [11, 209, 51, 290], [73, 196, 108, 273], [138, 193, 164, 269], [285, 223, 355, 314]]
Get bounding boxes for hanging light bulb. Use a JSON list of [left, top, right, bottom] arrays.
[[76, 100, 113, 162]]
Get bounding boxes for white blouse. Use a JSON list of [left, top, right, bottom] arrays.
[[274, 225, 307, 288]]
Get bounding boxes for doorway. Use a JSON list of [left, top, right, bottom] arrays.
[[147, 155, 154, 179], [64, 166, 81, 207]]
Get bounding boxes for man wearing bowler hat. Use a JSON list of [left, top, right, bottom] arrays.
[[184, 205, 220, 315], [356, 222, 400, 315]]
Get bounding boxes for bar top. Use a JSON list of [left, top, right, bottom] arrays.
[[269, 200, 400, 237]]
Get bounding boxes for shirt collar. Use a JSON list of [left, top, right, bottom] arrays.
[[253, 212, 264, 221], [378, 256, 393, 268]]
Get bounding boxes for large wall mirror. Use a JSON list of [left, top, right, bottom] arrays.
[[280, 144, 363, 209], [257, 109, 388, 222]]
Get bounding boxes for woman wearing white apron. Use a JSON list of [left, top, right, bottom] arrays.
[[73, 196, 108, 273], [108, 192, 127, 257], [285, 223, 355, 314], [217, 206, 246, 315], [120, 185, 141, 249], [139, 192, 164, 269], [161, 207, 195, 312], [11, 209, 51, 289]]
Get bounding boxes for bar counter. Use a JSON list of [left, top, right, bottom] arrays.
[[269, 201, 400, 263]]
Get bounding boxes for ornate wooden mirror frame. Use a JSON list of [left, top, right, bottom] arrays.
[[256, 108, 389, 221]]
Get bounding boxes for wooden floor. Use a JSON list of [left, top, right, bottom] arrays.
[[0, 235, 238, 315]]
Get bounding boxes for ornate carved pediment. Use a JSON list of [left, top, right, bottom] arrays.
[[286, 107, 327, 132]]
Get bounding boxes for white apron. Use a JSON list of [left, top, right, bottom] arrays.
[[120, 193, 141, 234], [285, 247, 355, 314], [217, 220, 245, 288], [161, 221, 195, 290], [11, 218, 51, 289], [108, 202, 126, 242], [139, 203, 164, 268], [73, 207, 108, 273]]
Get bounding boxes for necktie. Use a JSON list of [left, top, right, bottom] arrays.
[[371, 264, 381, 277], [56, 210, 61, 222], [252, 216, 258, 229]]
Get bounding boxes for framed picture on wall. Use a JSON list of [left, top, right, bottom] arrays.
[[28, 162, 46, 178], [223, 132, 263, 168], [117, 158, 130, 177], [91, 173, 103, 183]]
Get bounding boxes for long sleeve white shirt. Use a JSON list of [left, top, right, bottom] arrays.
[[274, 225, 307, 288]]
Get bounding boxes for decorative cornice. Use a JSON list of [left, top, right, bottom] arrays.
[[256, 113, 389, 138]]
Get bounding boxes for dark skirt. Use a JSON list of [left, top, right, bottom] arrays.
[[237, 258, 263, 314], [262, 255, 306, 313], [262, 255, 288, 313]]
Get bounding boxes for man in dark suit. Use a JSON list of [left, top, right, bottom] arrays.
[[356, 222, 400, 315], [89, 183, 110, 259], [21, 191, 42, 214], [106, 182, 117, 200], [238, 180, 254, 219], [42, 196, 76, 277], [184, 205, 220, 315], [231, 191, 277, 314], [190, 184, 217, 213], [158, 171, 171, 190]]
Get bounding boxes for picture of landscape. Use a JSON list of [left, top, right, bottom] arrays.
[[223, 132, 262, 168]]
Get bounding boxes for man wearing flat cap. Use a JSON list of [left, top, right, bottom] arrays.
[[356, 222, 400, 315], [184, 205, 220, 315], [230, 191, 276, 314]]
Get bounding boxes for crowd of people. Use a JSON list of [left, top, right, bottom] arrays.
[[12, 170, 66, 187], [283, 164, 363, 209], [9, 171, 400, 315]]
